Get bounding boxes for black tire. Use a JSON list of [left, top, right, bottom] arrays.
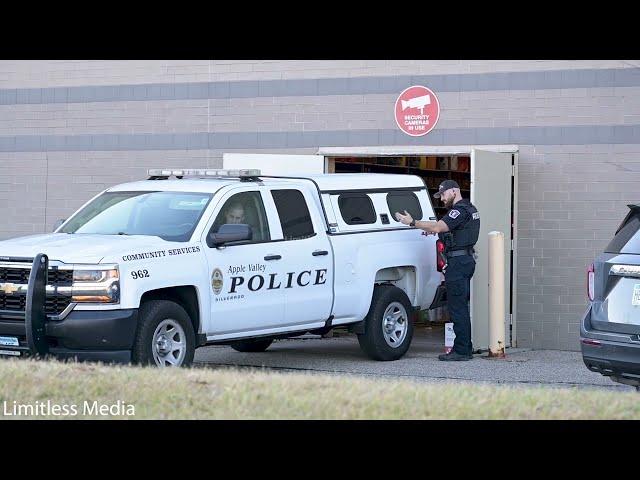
[[230, 338, 274, 353], [357, 285, 414, 361], [132, 300, 196, 367]]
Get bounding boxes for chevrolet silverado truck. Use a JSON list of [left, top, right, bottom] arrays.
[[0, 168, 445, 367]]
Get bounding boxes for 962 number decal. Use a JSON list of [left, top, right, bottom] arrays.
[[131, 269, 150, 280]]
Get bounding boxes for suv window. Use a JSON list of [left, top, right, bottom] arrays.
[[271, 189, 315, 240], [605, 209, 640, 254], [338, 193, 376, 225], [210, 191, 270, 243], [387, 191, 423, 223]]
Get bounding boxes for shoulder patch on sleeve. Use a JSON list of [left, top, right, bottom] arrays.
[[449, 209, 460, 219]]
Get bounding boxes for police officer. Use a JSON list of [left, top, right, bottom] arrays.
[[395, 179, 480, 361]]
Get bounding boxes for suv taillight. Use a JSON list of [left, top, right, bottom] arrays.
[[436, 240, 446, 272], [587, 263, 595, 301]]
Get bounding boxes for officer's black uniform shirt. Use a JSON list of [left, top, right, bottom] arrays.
[[439, 199, 480, 250]]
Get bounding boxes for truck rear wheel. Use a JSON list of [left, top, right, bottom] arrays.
[[357, 285, 414, 361], [230, 338, 274, 352], [132, 300, 196, 367]]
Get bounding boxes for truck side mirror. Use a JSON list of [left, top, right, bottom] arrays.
[[208, 224, 253, 247], [53, 219, 66, 231]]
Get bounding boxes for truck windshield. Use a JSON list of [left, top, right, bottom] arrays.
[[60, 191, 213, 242]]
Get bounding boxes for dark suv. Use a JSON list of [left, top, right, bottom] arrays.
[[581, 204, 640, 390]]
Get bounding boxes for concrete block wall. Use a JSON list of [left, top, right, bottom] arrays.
[[515, 144, 640, 349]]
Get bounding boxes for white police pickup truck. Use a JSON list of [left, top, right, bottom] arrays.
[[0, 169, 445, 367]]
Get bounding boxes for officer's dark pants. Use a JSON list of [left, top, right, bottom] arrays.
[[444, 255, 476, 355]]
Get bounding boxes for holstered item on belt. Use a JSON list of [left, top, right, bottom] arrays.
[[442, 232, 454, 251], [446, 247, 475, 258]]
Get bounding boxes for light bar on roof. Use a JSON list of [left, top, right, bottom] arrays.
[[147, 168, 261, 178]]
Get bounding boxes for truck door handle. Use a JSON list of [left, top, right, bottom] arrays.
[[264, 255, 282, 261], [312, 250, 328, 256]]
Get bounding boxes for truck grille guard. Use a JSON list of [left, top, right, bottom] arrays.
[[26, 254, 49, 356], [0, 254, 51, 357]]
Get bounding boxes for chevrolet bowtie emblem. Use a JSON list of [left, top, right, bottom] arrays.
[[1, 283, 19, 295]]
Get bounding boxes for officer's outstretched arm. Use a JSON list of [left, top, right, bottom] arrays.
[[395, 210, 449, 233], [417, 219, 449, 233]]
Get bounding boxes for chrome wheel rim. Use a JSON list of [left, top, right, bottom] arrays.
[[152, 319, 186, 367], [382, 302, 408, 348]]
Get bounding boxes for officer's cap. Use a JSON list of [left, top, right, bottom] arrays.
[[433, 180, 460, 199]]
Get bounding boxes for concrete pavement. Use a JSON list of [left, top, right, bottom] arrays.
[[194, 324, 636, 392]]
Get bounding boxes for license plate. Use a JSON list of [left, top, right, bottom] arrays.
[[633, 284, 640, 306], [0, 336, 19, 347], [0, 349, 20, 357]]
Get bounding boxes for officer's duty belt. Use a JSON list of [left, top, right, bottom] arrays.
[[446, 248, 475, 258]]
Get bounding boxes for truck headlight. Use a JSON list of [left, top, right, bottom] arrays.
[[72, 266, 120, 303]]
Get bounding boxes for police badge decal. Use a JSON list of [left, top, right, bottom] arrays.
[[211, 268, 223, 295]]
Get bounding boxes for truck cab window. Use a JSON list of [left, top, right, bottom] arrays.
[[210, 191, 270, 243], [271, 189, 316, 240]]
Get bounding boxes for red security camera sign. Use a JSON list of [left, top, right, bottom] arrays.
[[395, 85, 440, 137]]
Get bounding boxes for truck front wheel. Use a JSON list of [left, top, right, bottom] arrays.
[[132, 300, 196, 367], [357, 285, 414, 361]]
